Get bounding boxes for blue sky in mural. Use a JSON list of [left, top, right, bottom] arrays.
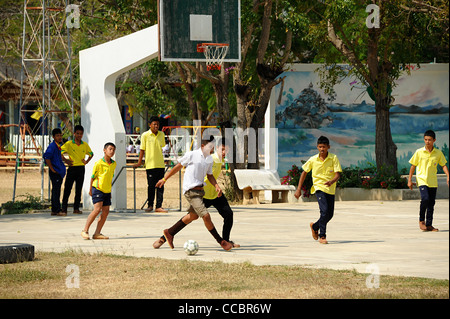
[[273, 64, 449, 177]]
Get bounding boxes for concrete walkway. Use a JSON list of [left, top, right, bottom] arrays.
[[0, 199, 448, 280]]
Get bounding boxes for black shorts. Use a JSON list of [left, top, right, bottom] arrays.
[[92, 187, 112, 206]]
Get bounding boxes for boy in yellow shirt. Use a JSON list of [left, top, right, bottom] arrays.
[[408, 130, 449, 232], [294, 136, 342, 244], [81, 143, 116, 240], [134, 116, 167, 213], [61, 125, 93, 214], [203, 138, 239, 248]]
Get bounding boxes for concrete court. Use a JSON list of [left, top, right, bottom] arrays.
[[0, 199, 448, 280]]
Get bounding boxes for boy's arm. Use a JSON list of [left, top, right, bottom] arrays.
[[207, 174, 222, 197], [155, 163, 183, 188], [325, 172, 340, 186], [89, 177, 94, 196], [442, 164, 449, 186], [133, 149, 145, 168], [408, 165, 416, 190], [83, 153, 93, 165], [60, 143, 73, 166], [294, 171, 308, 199], [45, 158, 56, 174], [61, 153, 73, 166]]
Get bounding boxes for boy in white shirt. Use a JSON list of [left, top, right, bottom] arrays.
[[153, 138, 233, 251]]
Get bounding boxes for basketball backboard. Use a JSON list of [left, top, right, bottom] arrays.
[[158, 0, 241, 62]]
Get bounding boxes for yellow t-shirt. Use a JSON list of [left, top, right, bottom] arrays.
[[302, 152, 342, 195], [140, 130, 166, 169], [409, 147, 447, 187], [91, 158, 117, 193], [203, 153, 224, 200], [61, 140, 93, 166]]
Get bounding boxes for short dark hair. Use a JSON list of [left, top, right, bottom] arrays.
[[104, 142, 116, 149], [149, 116, 160, 124], [201, 133, 215, 146], [202, 134, 215, 144], [424, 130, 436, 139], [74, 125, 84, 133], [201, 139, 214, 146], [52, 128, 62, 137], [317, 136, 330, 145]]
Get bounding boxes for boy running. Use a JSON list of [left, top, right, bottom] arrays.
[[152, 139, 233, 251], [294, 136, 342, 244], [408, 130, 449, 232]]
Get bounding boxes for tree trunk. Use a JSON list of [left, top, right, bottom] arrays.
[[374, 96, 398, 173]]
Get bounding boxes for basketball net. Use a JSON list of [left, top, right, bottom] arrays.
[[197, 43, 229, 71]]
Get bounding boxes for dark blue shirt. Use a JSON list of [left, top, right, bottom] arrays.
[[43, 141, 66, 178]]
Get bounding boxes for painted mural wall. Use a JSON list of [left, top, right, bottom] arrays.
[[273, 64, 449, 178]]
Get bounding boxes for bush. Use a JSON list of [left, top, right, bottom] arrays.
[[1, 194, 45, 215], [339, 163, 408, 190]]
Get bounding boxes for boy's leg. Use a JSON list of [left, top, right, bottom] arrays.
[[202, 213, 221, 239], [185, 190, 232, 250], [61, 167, 75, 212], [93, 205, 110, 238], [418, 185, 438, 230], [418, 186, 429, 225], [83, 201, 103, 234], [73, 166, 85, 212], [419, 186, 438, 230], [146, 168, 158, 210], [161, 210, 198, 249], [314, 191, 334, 239], [425, 187, 437, 227], [325, 193, 335, 224], [154, 167, 165, 209], [92, 191, 111, 239], [49, 171, 63, 215], [206, 196, 234, 243]]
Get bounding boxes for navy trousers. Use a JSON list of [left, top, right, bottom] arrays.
[[312, 190, 335, 238], [419, 186, 437, 227], [146, 168, 165, 209], [62, 166, 85, 211], [203, 195, 234, 242], [49, 170, 63, 213]]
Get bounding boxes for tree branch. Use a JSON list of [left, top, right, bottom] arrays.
[[181, 62, 221, 85], [326, 20, 373, 87], [256, 0, 273, 65]]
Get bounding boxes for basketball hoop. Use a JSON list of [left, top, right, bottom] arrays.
[[197, 43, 229, 71]]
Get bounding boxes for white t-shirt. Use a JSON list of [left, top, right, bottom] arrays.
[[178, 149, 213, 194]]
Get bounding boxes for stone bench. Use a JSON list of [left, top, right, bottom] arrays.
[[234, 169, 296, 204]]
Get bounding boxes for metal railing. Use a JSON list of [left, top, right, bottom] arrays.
[[111, 160, 182, 213]]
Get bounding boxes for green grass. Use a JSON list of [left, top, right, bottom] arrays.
[[0, 251, 448, 299]]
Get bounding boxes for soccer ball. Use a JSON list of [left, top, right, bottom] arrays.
[[183, 240, 199, 256]]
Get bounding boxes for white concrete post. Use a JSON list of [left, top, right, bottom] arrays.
[[79, 25, 159, 210], [264, 88, 278, 201]]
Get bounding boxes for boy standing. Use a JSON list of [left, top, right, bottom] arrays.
[[43, 128, 72, 216], [294, 136, 342, 244], [134, 116, 167, 213], [81, 143, 117, 240], [152, 139, 233, 251], [61, 125, 93, 214], [408, 130, 449, 232]]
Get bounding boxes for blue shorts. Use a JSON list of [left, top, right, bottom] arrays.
[[92, 187, 112, 206]]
